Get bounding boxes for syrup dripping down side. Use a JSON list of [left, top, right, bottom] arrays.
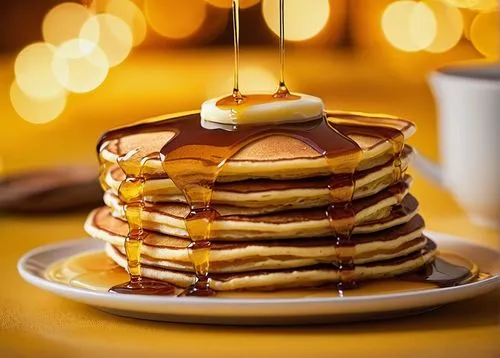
[[97, 112, 413, 295], [106, 150, 175, 295], [160, 114, 364, 295], [46, 245, 482, 296]]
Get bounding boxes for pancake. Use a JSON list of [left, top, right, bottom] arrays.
[[104, 146, 414, 209], [87, 210, 426, 272], [105, 239, 437, 291], [99, 178, 417, 240], [84, 109, 435, 293], [99, 111, 416, 182]]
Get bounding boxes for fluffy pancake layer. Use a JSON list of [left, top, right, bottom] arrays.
[[99, 111, 416, 182], [85, 110, 433, 291], [99, 177, 416, 240], [87, 210, 426, 273], [103, 147, 413, 209], [105, 239, 437, 291]]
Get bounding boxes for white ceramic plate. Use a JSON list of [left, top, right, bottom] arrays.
[[18, 231, 500, 325]]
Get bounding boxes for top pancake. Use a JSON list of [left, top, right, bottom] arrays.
[[99, 110, 416, 181]]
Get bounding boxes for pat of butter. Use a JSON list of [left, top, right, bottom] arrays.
[[201, 93, 324, 125]]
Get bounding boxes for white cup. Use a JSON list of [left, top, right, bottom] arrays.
[[414, 63, 500, 228]]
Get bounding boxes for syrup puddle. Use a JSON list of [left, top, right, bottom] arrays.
[[45, 250, 487, 299]]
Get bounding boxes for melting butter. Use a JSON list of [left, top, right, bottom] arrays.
[[201, 93, 324, 125]]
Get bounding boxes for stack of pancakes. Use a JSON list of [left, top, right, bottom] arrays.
[[85, 111, 435, 291]]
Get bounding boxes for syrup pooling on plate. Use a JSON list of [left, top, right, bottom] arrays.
[[45, 248, 483, 295]]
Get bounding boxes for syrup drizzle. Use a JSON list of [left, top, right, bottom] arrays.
[[108, 151, 175, 295], [231, 0, 243, 102], [47, 247, 483, 295], [275, 0, 290, 97], [99, 112, 410, 295], [98, 0, 408, 296], [217, 0, 300, 112]]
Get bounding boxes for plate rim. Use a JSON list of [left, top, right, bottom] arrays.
[[17, 230, 500, 308]]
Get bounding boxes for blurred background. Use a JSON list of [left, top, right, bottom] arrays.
[[0, 0, 498, 175]]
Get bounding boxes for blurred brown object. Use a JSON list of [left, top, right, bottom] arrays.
[[0, 165, 102, 213], [0, 0, 61, 52]]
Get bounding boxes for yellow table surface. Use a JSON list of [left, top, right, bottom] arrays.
[[0, 49, 498, 357]]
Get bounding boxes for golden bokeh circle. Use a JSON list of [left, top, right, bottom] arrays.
[[10, 81, 67, 124], [88, 0, 110, 12], [42, 2, 93, 46], [442, 0, 498, 11], [80, 14, 133, 67], [424, 1, 463, 53], [106, 0, 147, 46], [382, 1, 437, 52], [52, 39, 110, 93], [470, 11, 500, 58], [144, 0, 207, 39], [262, 0, 330, 41], [409, 2, 437, 50], [15, 42, 65, 100]]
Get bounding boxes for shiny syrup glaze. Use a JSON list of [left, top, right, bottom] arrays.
[[216, 93, 301, 111], [98, 111, 409, 296], [45, 248, 482, 296], [107, 152, 175, 295], [98, 0, 409, 296]]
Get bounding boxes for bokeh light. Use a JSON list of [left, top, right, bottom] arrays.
[[424, 1, 463, 53], [88, 0, 110, 12], [382, 1, 437, 52], [442, 0, 498, 11], [470, 11, 500, 58], [14, 42, 65, 100], [80, 14, 133, 67], [382, 1, 421, 52], [469, 0, 498, 11], [42, 2, 93, 46], [409, 3, 437, 50], [205, 0, 260, 9], [262, 0, 330, 41], [106, 0, 147, 46], [10, 81, 67, 124], [52, 39, 109, 93], [144, 0, 207, 39]]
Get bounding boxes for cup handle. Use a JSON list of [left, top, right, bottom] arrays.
[[412, 149, 445, 187]]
